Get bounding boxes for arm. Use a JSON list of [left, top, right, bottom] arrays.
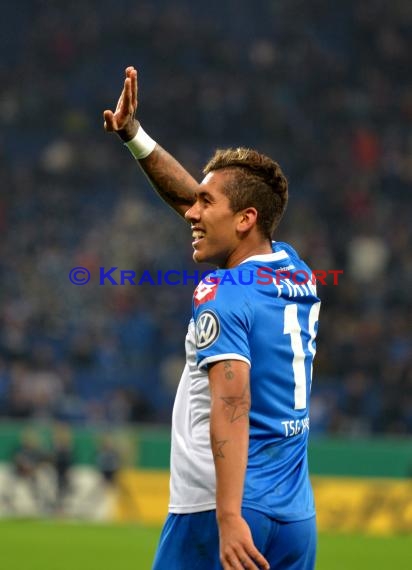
[[103, 66, 197, 217], [208, 360, 269, 570]]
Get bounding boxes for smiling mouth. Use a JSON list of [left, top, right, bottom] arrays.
[[192, 230, 205, 246]]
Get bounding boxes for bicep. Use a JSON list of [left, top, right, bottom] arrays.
[[208, 360, 251, 422]]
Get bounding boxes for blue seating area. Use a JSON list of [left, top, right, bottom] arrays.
[[0, 0, 410, 432]]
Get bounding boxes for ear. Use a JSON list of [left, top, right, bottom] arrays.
[[236, 207, 258, 234]]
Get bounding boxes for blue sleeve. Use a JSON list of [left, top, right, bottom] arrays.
[[193, 281, 253, 370]]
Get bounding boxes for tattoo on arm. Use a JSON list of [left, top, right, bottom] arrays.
[[220, 382, 251, 423], [142, 147, 196, 209], [211, 435, 228, 459], [223, 361, 234, 381]]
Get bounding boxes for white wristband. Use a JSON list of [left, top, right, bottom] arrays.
[[125, 126, 157, 160]]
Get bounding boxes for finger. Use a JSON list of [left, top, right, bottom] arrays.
[[103, 109, 116, 131], [124, 67, 137, 109], [245, 545, 269, 570], [120, 77, 132, 115], [222, 557, 243, 570], [223, 552, 252, 570], [240, 559, 258, 570], [232, 549, 259, 570], [115, 90, 125, 114], [131, 68, 138, 109]]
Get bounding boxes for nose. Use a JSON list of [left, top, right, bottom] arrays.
[[185, 201, 200, 223]]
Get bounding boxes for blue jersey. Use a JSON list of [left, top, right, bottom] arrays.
[[192, 242, 321, 521]]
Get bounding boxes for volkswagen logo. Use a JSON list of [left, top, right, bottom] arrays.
[[195, 310, 220, 349]]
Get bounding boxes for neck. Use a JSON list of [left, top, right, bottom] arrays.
[[223, 238, 272, 269]]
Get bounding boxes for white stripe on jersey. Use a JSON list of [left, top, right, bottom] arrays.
[[239, 249, 289, 264]]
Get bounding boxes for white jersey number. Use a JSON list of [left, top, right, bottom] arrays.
[[283, 302, 320, 410]]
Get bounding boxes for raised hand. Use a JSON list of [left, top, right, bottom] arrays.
[[103, 66, 139, 141], [103, 65, 198, 217]]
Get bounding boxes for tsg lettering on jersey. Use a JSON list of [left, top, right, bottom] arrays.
[[281, 417, 310, 438]]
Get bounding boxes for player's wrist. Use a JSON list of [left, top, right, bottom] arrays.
[[116, 119, 139, 143], [216, 509, 242, 523], [216, 499, 242, 521], [124, 124, 157, 160]]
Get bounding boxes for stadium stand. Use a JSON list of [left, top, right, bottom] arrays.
[[0, 0, 410, 433]]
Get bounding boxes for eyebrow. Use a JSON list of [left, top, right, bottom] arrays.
[[196, 190, 214, 200]]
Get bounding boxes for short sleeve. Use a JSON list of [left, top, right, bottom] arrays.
[[193, 280, 253, 370]]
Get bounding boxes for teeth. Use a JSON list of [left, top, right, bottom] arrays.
[[192, 230, 205, 239]]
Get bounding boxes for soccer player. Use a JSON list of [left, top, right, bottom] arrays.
[[104, 66, 320, 570]]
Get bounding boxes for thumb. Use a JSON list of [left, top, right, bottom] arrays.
[[103, 110, 117, 131]]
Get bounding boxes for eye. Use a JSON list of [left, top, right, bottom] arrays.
[[200, 195, 211, 205]]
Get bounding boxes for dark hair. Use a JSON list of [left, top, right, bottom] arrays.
[[203, 148, 288, 239]]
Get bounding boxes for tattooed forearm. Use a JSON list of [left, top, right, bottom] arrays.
[[223, 360, 234, 381], [140, 146, 197, 212], [211, 435, 228, 459], [220, 382, 251, 423]]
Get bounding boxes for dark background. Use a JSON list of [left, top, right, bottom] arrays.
[[0, 0, 411, 434]]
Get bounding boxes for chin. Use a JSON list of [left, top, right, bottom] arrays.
[[192, 249, 214, 265], [193, 251, 206, 264]]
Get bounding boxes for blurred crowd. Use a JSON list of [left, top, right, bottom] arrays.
[[0, 0, 411, 434], [0, 424, 123, 517]]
